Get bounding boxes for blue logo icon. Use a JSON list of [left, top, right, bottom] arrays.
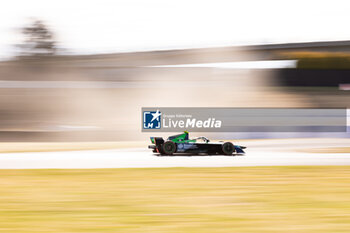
[[143, 110, 161, 129]]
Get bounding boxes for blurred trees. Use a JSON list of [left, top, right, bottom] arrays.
[[280, 52, 350, 69], [275, 51, 350, 87], [18, 20, 56, 57]]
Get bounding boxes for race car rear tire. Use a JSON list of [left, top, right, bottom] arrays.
[[162, 141, 177, 155], [221, 142, 235, 155]]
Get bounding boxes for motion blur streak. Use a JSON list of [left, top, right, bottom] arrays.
[[0, 44, 350, 141], [148, 60, 297, 69]]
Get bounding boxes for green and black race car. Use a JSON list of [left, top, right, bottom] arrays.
[[148, 131, 246, 155]]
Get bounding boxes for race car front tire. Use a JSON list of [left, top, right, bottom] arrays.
[[221, 142, 235, 155]]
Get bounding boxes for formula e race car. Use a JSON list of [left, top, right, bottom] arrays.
[[148, 131, 246, 155]]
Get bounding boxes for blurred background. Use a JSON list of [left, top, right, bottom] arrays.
[[1, 0, 350, 142]]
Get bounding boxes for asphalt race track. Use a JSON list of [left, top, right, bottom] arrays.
[[0, 138, 350, 169]]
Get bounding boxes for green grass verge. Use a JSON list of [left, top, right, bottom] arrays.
[[0, 166, 350, 233]]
